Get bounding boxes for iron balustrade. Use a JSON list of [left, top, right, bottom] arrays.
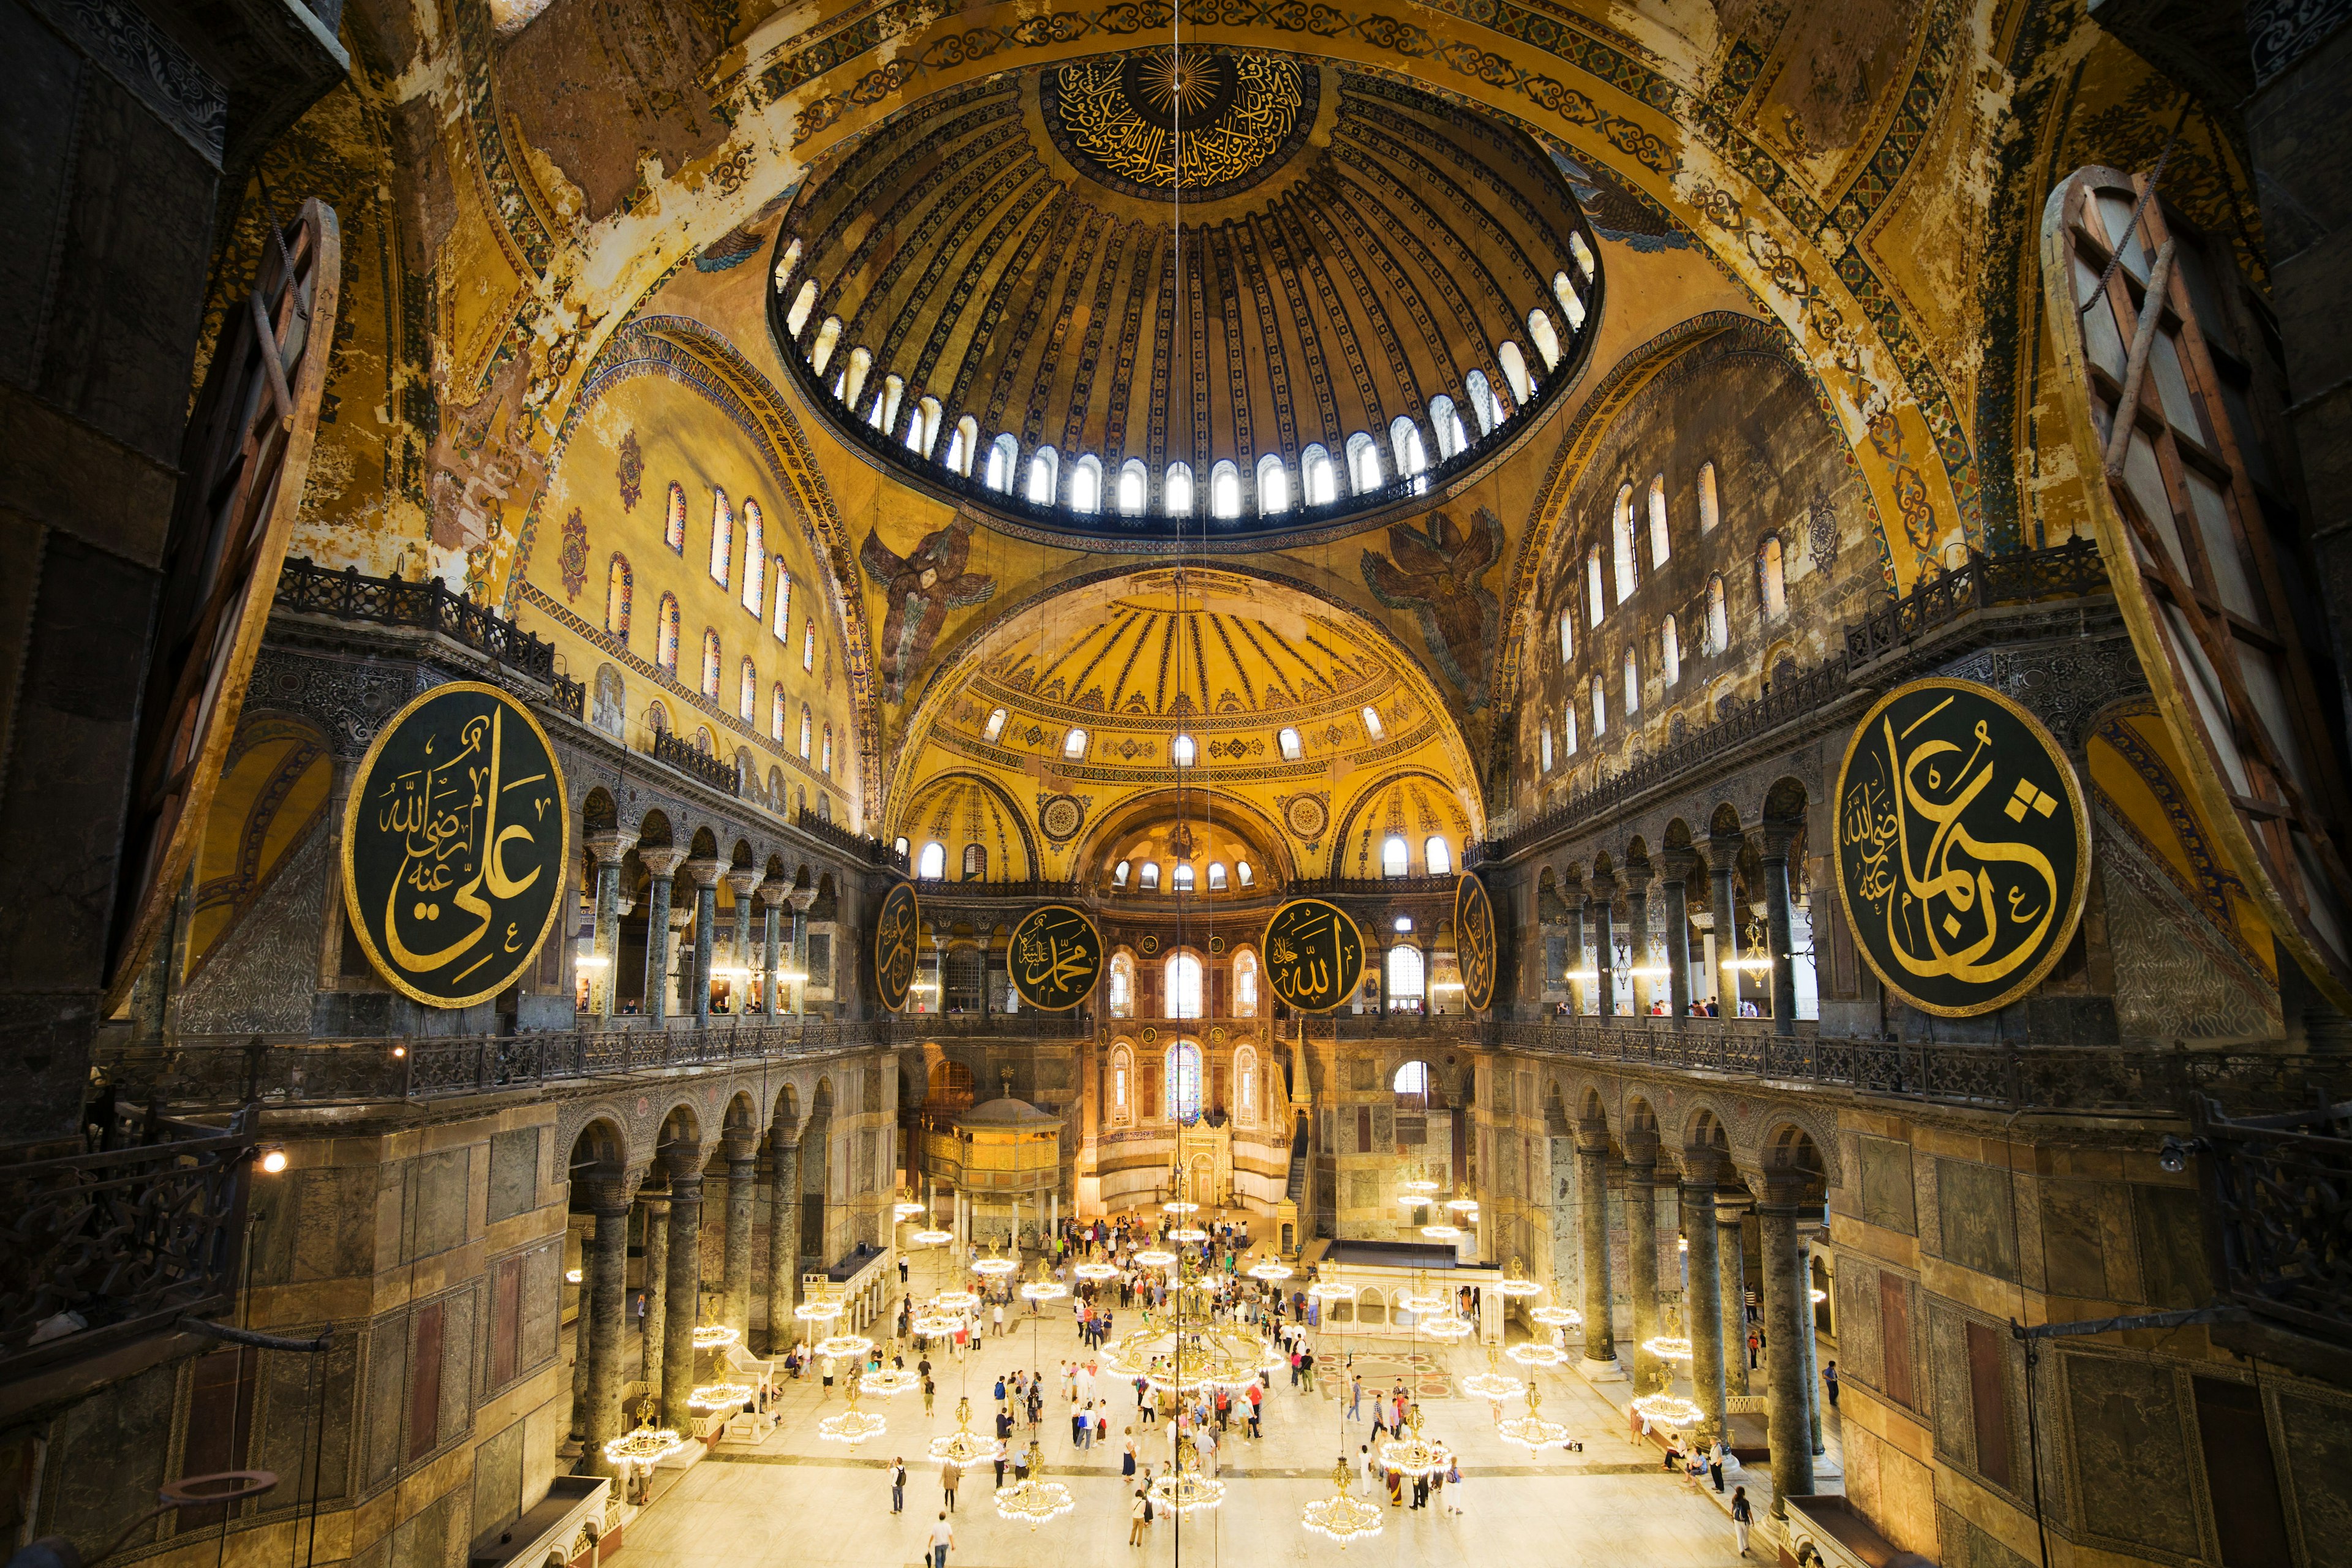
[[799, 805, 903, 869], [649, 726, 742, 795], [276, 558, 558, 679], [2192, 1095, 2352, 1341]]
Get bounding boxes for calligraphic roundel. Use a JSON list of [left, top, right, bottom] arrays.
[[872, 881, 921, 1011], [1834, 678, 2090, 1018], [1454, 873, 1498, 1014], [1262, 897, 1366, 1014], [1009, 903, 1104, 1011], [341, 682, 570, 1009]]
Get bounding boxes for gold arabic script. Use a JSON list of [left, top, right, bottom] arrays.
[[372, 706, 552, 987]]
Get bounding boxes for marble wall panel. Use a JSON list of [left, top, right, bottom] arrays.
[[2131, 1185, 2209, 1309], [2037, 1179, 2110, 1301], [1858, 1134, 1916, 1235], [2277, 1389, 2352, 1568], [2065, 1354, 2197, 1558], [488, 1128, 540, 1223], [255, 1329, 360, 1504], [471, 1417, 525, 1539], [1934, 1159, 2019, 1282], [412, 1149, 473, 1261], [48, 1358, 174, 1549]]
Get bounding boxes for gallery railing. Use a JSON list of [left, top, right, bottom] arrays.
[[649, 726, 742, 796], [2192, 1095, 2352, 1341], [276, 558, 558, 680], [799, 807, 905, 870], [0, 1107, 255, 1382]]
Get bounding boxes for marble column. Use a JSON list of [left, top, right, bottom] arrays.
[[670, 903, 695, 1016], [726, 867, 758, 1012], [1562, 878, 1586, 1015], [757, 876, 786, 1014], [1622, 854, 1653, 1017], [1575, 1119, 1618, 1372], [639, 1175, 671, 1401], [722, 1129, 760, 1335], [685, 856, 722, 1024], [1760, 827, 1797, 1036], [1622, 1133, 1661, 1392], [1661, 848, 1698, 1028], [1708, 832, 1742, 1025], [1681, 1152, 1728, 1444], [580, 1174, 635, 1474], [661, 1147, 706, 1430], [1758, 1186, 1816, 1514], [789, 886, 817, 1017], [1798, 1231, 1825, 1454], [1718, 1196, 1751, 1396], [568, 1215, 592, 1441], [586, 829, 635, 1019], [767, 1135, 802, 1353], [638, 848, 687, 1026], [1587, 869, 1617, 1019]]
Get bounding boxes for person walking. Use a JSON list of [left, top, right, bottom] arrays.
[[941, 1458, 959, 1513], [1746, 1330, 1760, 1370], [1123, 1427, 1137, 1477], [923, 1373, 937, 1417], [1347, 1374, 1362, 1422], [1129, 1488, 1150, 1546], [929, 1512, 955, 1568], [1709, 1440, 1726, 1493], [891, 1458, 907, 1514], [1823, 1360, 1841, 1410], [1731, 1485, 1753, 1557]]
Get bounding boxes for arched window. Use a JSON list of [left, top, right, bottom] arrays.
[[810, 317, 842, 375], [962, 843, 987, 880], [1389, 416, 1428, 479], [1278, 726, 1302, 761], [798, 703, 813, 760], [774, 569, 792, 641], [910, 396, 943, 458], [918, 842, 946, 880], [1425, 837, 1452, 875], [893, 835, 910, 861], [1558, 608, 1574, 663], [1110, 1042, 1133, 1115], [1113, 859, 1130, 888], [948, 415, 979, 477], [1760, 536, 1787, 619], [1661, 614, 1681, 686], [1387, 946, 1426, 1007], [739, 500, 766, 616], [1167, 954, 1203, 1019], [983, 707, 1008, 743], [738, 657, 757, 720], [1166, 1040, 1202, 1121], [1697, 461, 1720, 533], [1208, 460, 1242, 518], [1027, 445, 1059, 505], [1570, 232, 1596, 281], [1591, 674, 1608, 737], [821, 724, 832, 774], [1110, 954, 1135, 1017], [1172, 733, 1196, 767], [1564, 702, 1578, 756], [1553, 270, 1586, 332], [1465, 370, 1498, 435], [1063, 727, 1087, 759], [606, 554, 633, 639], [785, 277, 818, 337], [1234, 950, 1258, 1016], [843, 346, 873, 409], [1648, 475, 1670, 567], [1235, 1041, 1259, 1118], [700, 629, 722, 697], [1613, 485, 1638, 603], [665, 483, 687, 554], [1541, 722, 1554, 771], [1623, 646, 1641, 714], [985, 434, 1019, 492], [1499, 341, 1531, 405], [1301, 445, 1336, 505], [1256, 453, 1290, 513], [1164, 462, 1194, 516], [1707, 575, 1730, 654], [1236, 861, 1253, 887], [1528, 309, 1562, 371], [1430, 396, 1468, 459], [771, 684, 787, 742], [802, 620, 816, 673], [876, 374, 904, 435], [1361, 705, 1384, 741], [1207, 862, 1227, 889], [1070, 454, 1102, 513], [647, 699, 670, 735], [1173, 863, 1194, 892], [1345, 431, 1382, 494], [1118, 459, 1148, 514], [1586, 547, 1606, 627], [1139, 862, 1161, 891], [1382, 834, 1409, 877]]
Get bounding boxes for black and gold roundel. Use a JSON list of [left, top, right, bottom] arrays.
[[1455, 873, 1498, 1013], [1834, 678, 2090, 1018], [1262, 897, 1365, 1014], [873, 881, 921, 1011], [1009, 904, 1103, 1011], [341, 682, 570, 1009]]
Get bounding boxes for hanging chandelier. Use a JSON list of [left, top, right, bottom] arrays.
[[862, 1368, 921, 1397], [814, 1333, 873, 1361], [1495, 1260, 1545, 1298], [1246, 1258, 1295, 1283], [911, 1225, 954, 1246], [971, 1246, 1017, 1278], [1163, 1199, 1200, 1215], [1305, 1278, 1357, 1305], [1133, 1246, 1178, 1268], [1020, 1262, 1069, 1302], [913, 1308, 965, 1337], [932, 1287, 981, 1311], [1415, 1310, 1475, 1341], [1378, 1411, 1451, 1479], [1629, 1392, 1703, 1428], [602, 1424, 688, 1467], [1529, 1302, 1583, 1329], [1074, 1260, 1120, 1282], [1496, 1383, 1569, 1450], [1640, 1335, 1694, 1362], [1299, 1458, 1384, 1547], [692, 1324, 741, 1350], [1149, 1449, 1228, 1516], [927, 1398, 1003, 1468], [1461, 1348, 1523, 1402], [1420, 1222, 1465, 1241], [1507, 1341, 1570, 1368], [818, 1383, 888, 1445], [993, 1442, 1074, 1529], [894, 1200, 928, 1221], [793, 1300, 843, 1323], [687, 1380, 756, 1411]]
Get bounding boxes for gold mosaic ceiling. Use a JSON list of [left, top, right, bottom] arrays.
[[767, 48, 1602, 548]]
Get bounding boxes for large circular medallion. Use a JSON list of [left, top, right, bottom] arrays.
[[1833, 678, 2090, 1018], [1262, 897, 1365, 1014], [1043, 47, 1316, 200], [1009, 903, 1104, 1011], [873, 881, 921, 1011], [1284, 794, 1329, 840], [341, 682, 570, 1008], [1455, 873, 1498, 1013]]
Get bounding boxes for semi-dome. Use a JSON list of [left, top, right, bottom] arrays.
[[768, 46, 1601, 548]]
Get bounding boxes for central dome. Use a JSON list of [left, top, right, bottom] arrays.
[[769, 49, 1601, 549]]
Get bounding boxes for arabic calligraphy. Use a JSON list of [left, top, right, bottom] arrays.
[[341, 682, 568, 1008], [1834, 679, 2090, 1018], [1262, 898, 1366, 1014], [1050, 48, 1308, 195], [1009, 903, 1104, 1011], [1455, 873, 1498, 1013], [873, 881, 921, 1011]]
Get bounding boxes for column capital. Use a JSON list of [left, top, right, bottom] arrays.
[[660, 1140, 707, 1189], [1619, 1128, 1660, 1173], [1707, 828, 1746, 863], [575, 1171, 639, 1216], [1753, 824, 1799, 862], [1754, 1170, 1817, 1212], [1619, 851, 1654, 889], [1659, 845, 1702, 884], [639, 845, 689, 878], [787, 885, 819, 914], [725, 865, 761, 898], [683, 854, 724, 888], [1679, 1144, 1730, 1186], [756, 875, 791, 908], [723, 1127, 761, 1164], [1575, 1116, 1611, 1154], [585, 829, 640, 865], [1586, 867, 1620, 897]]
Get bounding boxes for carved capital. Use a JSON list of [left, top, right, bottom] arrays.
[[787, 886, 820, 914], [639, 845, 689, 879], [585, 829, 639, 866], [1659, 846, 1702, 885], [683, 855, 724, 889], [575, 1170, 638, 1216], [1679, 1144, 1730, 1187], [756, 875, 791, 908], [725, 866, 760, 898]]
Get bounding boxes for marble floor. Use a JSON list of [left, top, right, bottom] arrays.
[[600, 1247, 1762, 1568]]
